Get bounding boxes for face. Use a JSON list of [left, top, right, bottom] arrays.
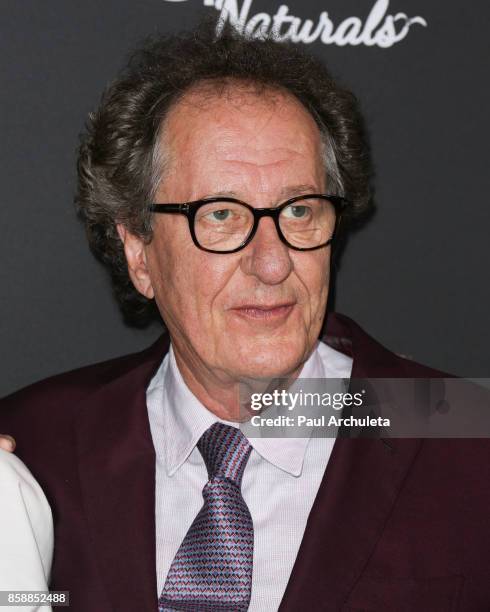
[[121, 84, 331, 382]]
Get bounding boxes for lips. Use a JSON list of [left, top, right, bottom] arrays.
[[230, 302, 296, 320]]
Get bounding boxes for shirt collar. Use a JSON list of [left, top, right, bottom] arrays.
[[161, 346, 220, 477], [160, 341, 347, 478]]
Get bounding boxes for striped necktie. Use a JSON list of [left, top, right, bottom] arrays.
[[159, 422, 254, 612]]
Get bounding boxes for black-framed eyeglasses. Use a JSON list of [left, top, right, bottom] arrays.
[[149, 194, 348, 254]]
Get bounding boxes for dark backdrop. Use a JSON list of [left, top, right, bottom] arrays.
[[1, 0, 489, 397]]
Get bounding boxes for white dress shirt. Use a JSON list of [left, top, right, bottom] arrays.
[[0, 449, 54, 612], [146, 340, 352, 612]]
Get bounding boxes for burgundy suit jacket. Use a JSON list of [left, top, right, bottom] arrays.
[[1, 313, 489, 611]]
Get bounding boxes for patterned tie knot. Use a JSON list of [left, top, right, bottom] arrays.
[[197, 422, 252, 486]]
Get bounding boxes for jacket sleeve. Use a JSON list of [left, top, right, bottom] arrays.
[[0, 448, 54, 612]]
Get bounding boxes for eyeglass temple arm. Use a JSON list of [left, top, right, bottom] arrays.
[[149, 203, 189, 214]]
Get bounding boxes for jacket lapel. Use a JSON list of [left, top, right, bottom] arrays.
[[75, 335, 170, 612], [279, 314, 423, 611]]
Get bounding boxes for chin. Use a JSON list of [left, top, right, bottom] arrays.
[[225, 335, 307, 380]]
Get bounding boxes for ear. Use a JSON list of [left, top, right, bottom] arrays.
[[116, 224, 155, 299]]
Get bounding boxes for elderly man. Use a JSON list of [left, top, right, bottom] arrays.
[[1, 22, 489, 612]]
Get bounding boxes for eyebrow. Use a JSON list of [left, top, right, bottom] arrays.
[[198, 184, 321, 202], [278, 184, 320, 199]]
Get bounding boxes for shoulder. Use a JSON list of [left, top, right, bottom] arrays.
[[0, 334, 169, 473], [2, 352, 140, 413], [324, 312, 453, 378], [0, 334, 169, 422], [395, 354, 450, 378]]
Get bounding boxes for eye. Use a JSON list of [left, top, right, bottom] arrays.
[[209, 209, 231, 221], [282, 204, 311, 219], [199, 207, 235, 223]]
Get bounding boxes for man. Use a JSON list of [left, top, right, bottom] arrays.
[[1, 22, 489, 612]]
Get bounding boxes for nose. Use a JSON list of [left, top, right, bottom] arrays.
[[239, 216, 293, 284]]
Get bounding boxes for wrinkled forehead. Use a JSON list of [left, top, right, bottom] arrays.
[[159, 79, 324, 170]]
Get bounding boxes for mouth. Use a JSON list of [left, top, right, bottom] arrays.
[[230, 302, 296, 321]]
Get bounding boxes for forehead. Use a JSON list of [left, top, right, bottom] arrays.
[[159, 81, 324, 196]]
